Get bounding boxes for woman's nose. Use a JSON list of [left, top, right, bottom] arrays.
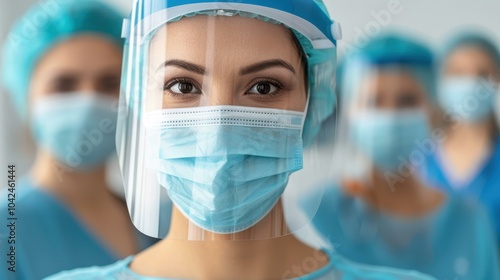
[[204, 84, 236, 106], [78, 80, 100, 94]]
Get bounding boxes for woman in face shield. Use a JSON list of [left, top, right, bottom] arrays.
[[0, 1, 157, 279], [419, 32, 500, 245], [299, 33, 500, 280], [46, 1, 435, 280]]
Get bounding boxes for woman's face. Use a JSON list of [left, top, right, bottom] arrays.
[[30, 35, 122, 104], [444, 46, 499, 81], [147, 16, 307, 111], [352, 71, 430, 112]]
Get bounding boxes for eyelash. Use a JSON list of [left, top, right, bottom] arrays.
[[162, 78, 285, 97], [246, 79, 284, 97], [163, 78, 201, 97]]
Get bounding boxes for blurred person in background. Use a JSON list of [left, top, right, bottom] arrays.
[[0, 1, 156, 279], [419, 31, 500, 245], [300, 33, 500, 280]]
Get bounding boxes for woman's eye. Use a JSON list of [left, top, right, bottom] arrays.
[[51, 77, 78, 92], [165, 81, 201, 94], [98, 76, 121, 93], [248, 82, 280, 95], [397, 92, 419, 108], [478, 71, 492, 80]]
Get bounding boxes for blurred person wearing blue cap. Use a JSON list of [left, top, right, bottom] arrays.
[[0, 1, 157, 279], [418, 31, 500, 245], [298, 33, 499, 280], [46, 0, 436, 279]]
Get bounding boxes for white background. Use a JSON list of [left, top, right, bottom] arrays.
[[1, 0, 500, 178]]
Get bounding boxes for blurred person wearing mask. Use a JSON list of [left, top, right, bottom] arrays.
[[46, 0, 435, 279], [0, 1, 157, 279], [419, 32, 500, 245], [299, 33, 500, 280]]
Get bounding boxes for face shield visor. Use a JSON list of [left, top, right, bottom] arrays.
[[335, 55, 436, 189], [117, 0, 340, 240]]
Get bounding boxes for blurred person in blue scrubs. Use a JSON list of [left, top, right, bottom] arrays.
[[0, 1, 157, 279], [299, 33, 500, 280], [46, 1, 435, 279], [419, 31, 500, 243]]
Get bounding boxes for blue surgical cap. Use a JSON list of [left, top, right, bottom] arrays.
[[442, 31, 500, 71], [1, 0, 124, 119], [342, 33, 436, 104]]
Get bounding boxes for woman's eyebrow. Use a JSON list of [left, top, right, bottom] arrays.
[[156, 60, 205, 74], [47, 72, 79, 82], [240, 59, 296, 75]]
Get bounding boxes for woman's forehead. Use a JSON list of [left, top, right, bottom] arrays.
[[358, 71, 426, 98], [363, 71, 420, 87], [447, 46, 496, 67], [149, 16, 301, 64], [34, 35, 122, 77]]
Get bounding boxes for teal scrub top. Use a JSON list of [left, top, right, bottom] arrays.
[[45, 249, 436, 280], [301, 186, 500, 280], [0, 177, 158, 280], [419, 137, 500, 243]]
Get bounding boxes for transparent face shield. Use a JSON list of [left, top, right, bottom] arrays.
[[117, 0, 339, 240], [335, 60, 435, 189]]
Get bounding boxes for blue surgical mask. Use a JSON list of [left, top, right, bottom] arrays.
[[145, 106, 304, 234], [438, 77, 497, 122], [350, 110, 430, 172], [31, 93, 118, 169]]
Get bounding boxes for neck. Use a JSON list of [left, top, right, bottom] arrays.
[[168, 200, 290, 240], [440, 119, 496, 181], [132, 202, 329, 279], [372, 169, 423, 197], [446, 119, 494, 147], [366, 170, 444, 217], [31, 150, 113, 206]]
